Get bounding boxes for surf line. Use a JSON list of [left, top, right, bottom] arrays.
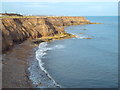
[[35, 42, 61, 88]]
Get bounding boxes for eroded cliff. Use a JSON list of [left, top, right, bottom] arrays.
[[1, 16, 90, 52]]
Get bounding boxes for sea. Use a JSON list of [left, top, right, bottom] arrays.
[[28, 16, 118, 88]]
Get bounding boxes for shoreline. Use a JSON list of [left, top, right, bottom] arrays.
[[29, 41, 62, 88], [1, 15, 100, 88], [2, 33, 75, 88]]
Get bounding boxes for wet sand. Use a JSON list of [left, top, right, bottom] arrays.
[[2, 40, 37, 88]]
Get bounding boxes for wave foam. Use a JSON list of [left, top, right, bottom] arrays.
[[75, 34, 93, 39], [53, 45, 65, 49], [75, 35, 86, 39], [35, 42, 61, 88]]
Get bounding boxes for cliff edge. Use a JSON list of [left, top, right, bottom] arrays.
[[1, 16, 90, 52]]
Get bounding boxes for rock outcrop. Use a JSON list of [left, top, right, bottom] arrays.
[[1, 16, 90, 52]]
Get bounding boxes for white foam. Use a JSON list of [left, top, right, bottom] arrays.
[[53, 45, 65, 49], [75, 34, 93, 39], [75, 35, 85, 39], [35, 42, 61, 87]]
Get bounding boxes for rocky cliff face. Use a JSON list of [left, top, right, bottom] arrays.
[[1, 16, 90, 52]]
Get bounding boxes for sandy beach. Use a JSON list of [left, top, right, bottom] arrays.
[[2, 40, 36, 88]]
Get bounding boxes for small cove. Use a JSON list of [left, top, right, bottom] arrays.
[[29, 16, 118, 88]]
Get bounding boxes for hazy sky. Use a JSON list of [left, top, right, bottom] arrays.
[[1, 0, 119, 2], [1, 1, 118, 16]]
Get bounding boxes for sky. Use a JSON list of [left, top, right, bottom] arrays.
[[1, 1, 118, 16], [1, 0, 119, 2]]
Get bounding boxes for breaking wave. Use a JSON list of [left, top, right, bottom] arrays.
[[29, 42, 62, 88], [36, 42, 61, 88]]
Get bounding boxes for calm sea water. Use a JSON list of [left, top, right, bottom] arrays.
[[29, 16, 118, 88]]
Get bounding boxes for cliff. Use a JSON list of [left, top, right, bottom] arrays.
[[1, 16, 90, 52]]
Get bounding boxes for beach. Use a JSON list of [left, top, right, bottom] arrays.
[[2, 40, 36, 88]]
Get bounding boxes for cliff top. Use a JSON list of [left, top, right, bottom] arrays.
[[0, 13, 85, 18]]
